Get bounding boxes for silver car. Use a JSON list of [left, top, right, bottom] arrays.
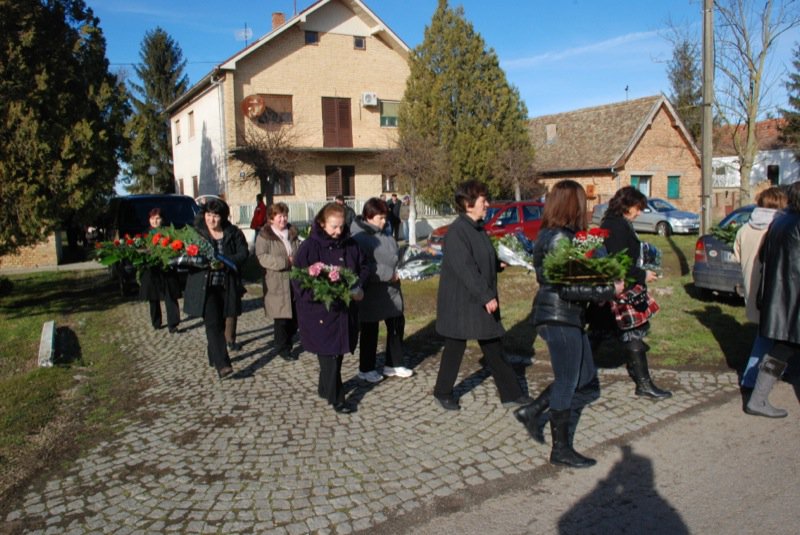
[[591, 198, 700, 236]]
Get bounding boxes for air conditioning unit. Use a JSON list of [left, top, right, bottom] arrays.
[[361, 92, 378, 107]]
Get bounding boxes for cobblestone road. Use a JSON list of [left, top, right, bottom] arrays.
[[3, 289, 739, 534]]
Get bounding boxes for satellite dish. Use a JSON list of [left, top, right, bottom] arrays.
[[234, 24, 253, 45]]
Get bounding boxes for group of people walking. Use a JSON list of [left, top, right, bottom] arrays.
[[148, 177, 800, 470]]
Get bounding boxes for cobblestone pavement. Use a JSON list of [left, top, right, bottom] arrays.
[[3, 290, 739, 534]]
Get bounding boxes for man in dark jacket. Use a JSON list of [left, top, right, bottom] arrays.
[[746, 182, 800, 417]]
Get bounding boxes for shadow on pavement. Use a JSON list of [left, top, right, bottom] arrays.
[[558, 445, 689, 535]]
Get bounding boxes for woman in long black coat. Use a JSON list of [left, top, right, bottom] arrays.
[[433, 180, 532, 411], [139, 207, 181, 332], [183, 198, 248, 380]]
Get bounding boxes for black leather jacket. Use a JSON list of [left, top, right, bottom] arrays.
[[758, 209, 800, 343], [532, 227, 617, 328]]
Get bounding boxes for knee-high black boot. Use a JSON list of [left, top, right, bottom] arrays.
[[514, 384, 551, 443], [549, 409, 596, 468], [626, 343, 672, 399]]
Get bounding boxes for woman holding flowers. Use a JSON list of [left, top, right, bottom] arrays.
[[433, 180, 532, 412], [588, 186, 671, 399], [256, 202, 300, 361], [292, 203, 369, 414], [139, 208, 181, 333], [183, 198, 249, 380], [350, 197, 412, 382], [518, 180, 623, 468]]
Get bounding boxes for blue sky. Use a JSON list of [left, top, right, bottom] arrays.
[[91, 0, 799, 118]]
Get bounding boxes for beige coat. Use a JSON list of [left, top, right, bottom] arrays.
[[733, 207, 779, 323], [256, 225, 299, 319]]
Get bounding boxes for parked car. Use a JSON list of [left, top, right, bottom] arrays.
[[96, 194, 200, 295], [591, 198, 700, 236], [691, 204, 755, 297], [427, 200, 545, 249]]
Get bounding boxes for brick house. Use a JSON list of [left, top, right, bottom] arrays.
[[165, 0, 410, 225], [528, 95, 701, 213]]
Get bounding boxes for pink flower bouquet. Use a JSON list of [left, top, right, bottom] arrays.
[[291, 262, 358, 310]]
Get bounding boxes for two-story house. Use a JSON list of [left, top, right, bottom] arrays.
[[166, 0, 410, 226]]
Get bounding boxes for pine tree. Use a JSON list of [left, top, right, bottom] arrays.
[[780, 42, 800, 154], [398, 0, 533, 206], [667, 39, 702, 143], [0, 0, 129, 256], [125, 28, 188, 193]]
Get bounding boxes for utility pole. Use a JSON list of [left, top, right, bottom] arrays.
[[701, 0, 714, 234]]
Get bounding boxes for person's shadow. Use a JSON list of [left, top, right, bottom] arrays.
[[687, 305, 755, 378], [558, 445, 689, 534]]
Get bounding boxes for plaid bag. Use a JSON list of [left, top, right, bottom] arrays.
[[610, 284, 659, 330]]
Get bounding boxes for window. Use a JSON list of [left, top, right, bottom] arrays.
[[188, 111, 195, 139], [325, 166, 355, 197], [174, 119, 181, 144], [496, 206, 519, 226], [252, 94, 293, 126], [305, 31, 319, 45], [667, 175, 680, 199], [354, 36, 366, 50], [272, 172, 295, 196], [522, 204, 542, 221], [177, 178, 184, 195], [382, 174, 397, 192], [630, 175, 651, 197], [768, 165, 780, 185], [380, 101, 399, 127], [322, 97, 353, 147]]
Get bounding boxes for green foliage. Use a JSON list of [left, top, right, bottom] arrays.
[[781, 42, 800, 155], [667, 39, 702, 142], [710, 221, 740, 245], [124, 28, 188, 193], [399, 0, 534, 206], [92, 225, 215, 271], [542, 234, 631, 285], [290, 263, 358, 311], [0, 0, 130, 256]]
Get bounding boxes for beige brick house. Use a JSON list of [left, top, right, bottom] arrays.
[[528, 95, 701, 213], [166, 0, 409, 225]]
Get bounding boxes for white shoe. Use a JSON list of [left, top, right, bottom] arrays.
[[383, 366, 413, 378], [357, 370, 384, 383]]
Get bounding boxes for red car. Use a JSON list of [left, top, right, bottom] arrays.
[[428, 200, 545, 249]]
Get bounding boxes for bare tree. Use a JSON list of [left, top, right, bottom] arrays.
[[714, 0, 800, 204], [378, 131, 449, 245], [230, 122, 301, 207], [492, 145, 541, 201]]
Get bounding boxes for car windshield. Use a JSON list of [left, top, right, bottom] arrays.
[[649, 199, 676, 212]]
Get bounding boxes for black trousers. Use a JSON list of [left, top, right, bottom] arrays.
[[433, 337, 522, 403], [274, 317, 298, 351], [359, 315, 405, 372], [225, 316, 238, 344], [204, 286, 231, 371], [149, 293, 179, 329], [317, 354, 344, 405]]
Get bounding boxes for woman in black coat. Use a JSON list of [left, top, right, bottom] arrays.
[[588, 187, 671, 399], [139, 207, 181, 332], [433, 180, 532, 411], [183, 198, 249, 380], [516, 180, 622, 468]]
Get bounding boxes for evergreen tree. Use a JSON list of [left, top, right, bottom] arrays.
[[667, 38, 702, 143], [399, 0, 533, 205], [0, 0, 129, 256], [125, 28, 188, 193], [780, 42, 800, 154]]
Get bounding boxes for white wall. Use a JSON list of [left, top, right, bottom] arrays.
[[713, 149, 799, 188]]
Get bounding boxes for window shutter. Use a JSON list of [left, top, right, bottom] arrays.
[[322, 97, 352, 147], [337, 98, 352, 148], [326, 166, 342, 197]]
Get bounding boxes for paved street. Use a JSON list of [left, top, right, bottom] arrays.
[[1, 286, 779, 534]]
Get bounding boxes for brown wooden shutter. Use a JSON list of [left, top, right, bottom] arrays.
[[322, 98, 338, 147], [322, 97, 353, 147], [326, 166, 342, 197], [337, 98, 352, 148]]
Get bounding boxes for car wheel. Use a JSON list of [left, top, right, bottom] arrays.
[[656, 222, 672, 237]]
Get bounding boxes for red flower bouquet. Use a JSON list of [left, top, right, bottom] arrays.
[[542, 228, 631, 285], [93, 225, 215, 272], [290, 262, 358, 310]]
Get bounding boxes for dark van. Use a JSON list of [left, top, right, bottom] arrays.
[[98, 194, 200, 295]]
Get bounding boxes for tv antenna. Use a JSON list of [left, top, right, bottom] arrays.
[[625, 85, 629, 101], [234, 23, 253, 46]]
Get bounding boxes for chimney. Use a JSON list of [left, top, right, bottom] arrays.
[[272, 12, 286, 30]]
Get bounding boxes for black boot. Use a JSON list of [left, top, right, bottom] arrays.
[[549, 409, 596, 468], [626, 345, 672, 399], [514, 384, 551, 443]]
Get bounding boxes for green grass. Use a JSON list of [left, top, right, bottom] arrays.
[[0, 270, 142, 509]]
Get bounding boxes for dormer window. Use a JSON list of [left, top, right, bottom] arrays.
[[354, 36, 366, 50], [305, 31, 319, 45]]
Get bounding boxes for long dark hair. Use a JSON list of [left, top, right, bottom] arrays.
[[541, 180, 587, 230], [605, 186, 647, 218]]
